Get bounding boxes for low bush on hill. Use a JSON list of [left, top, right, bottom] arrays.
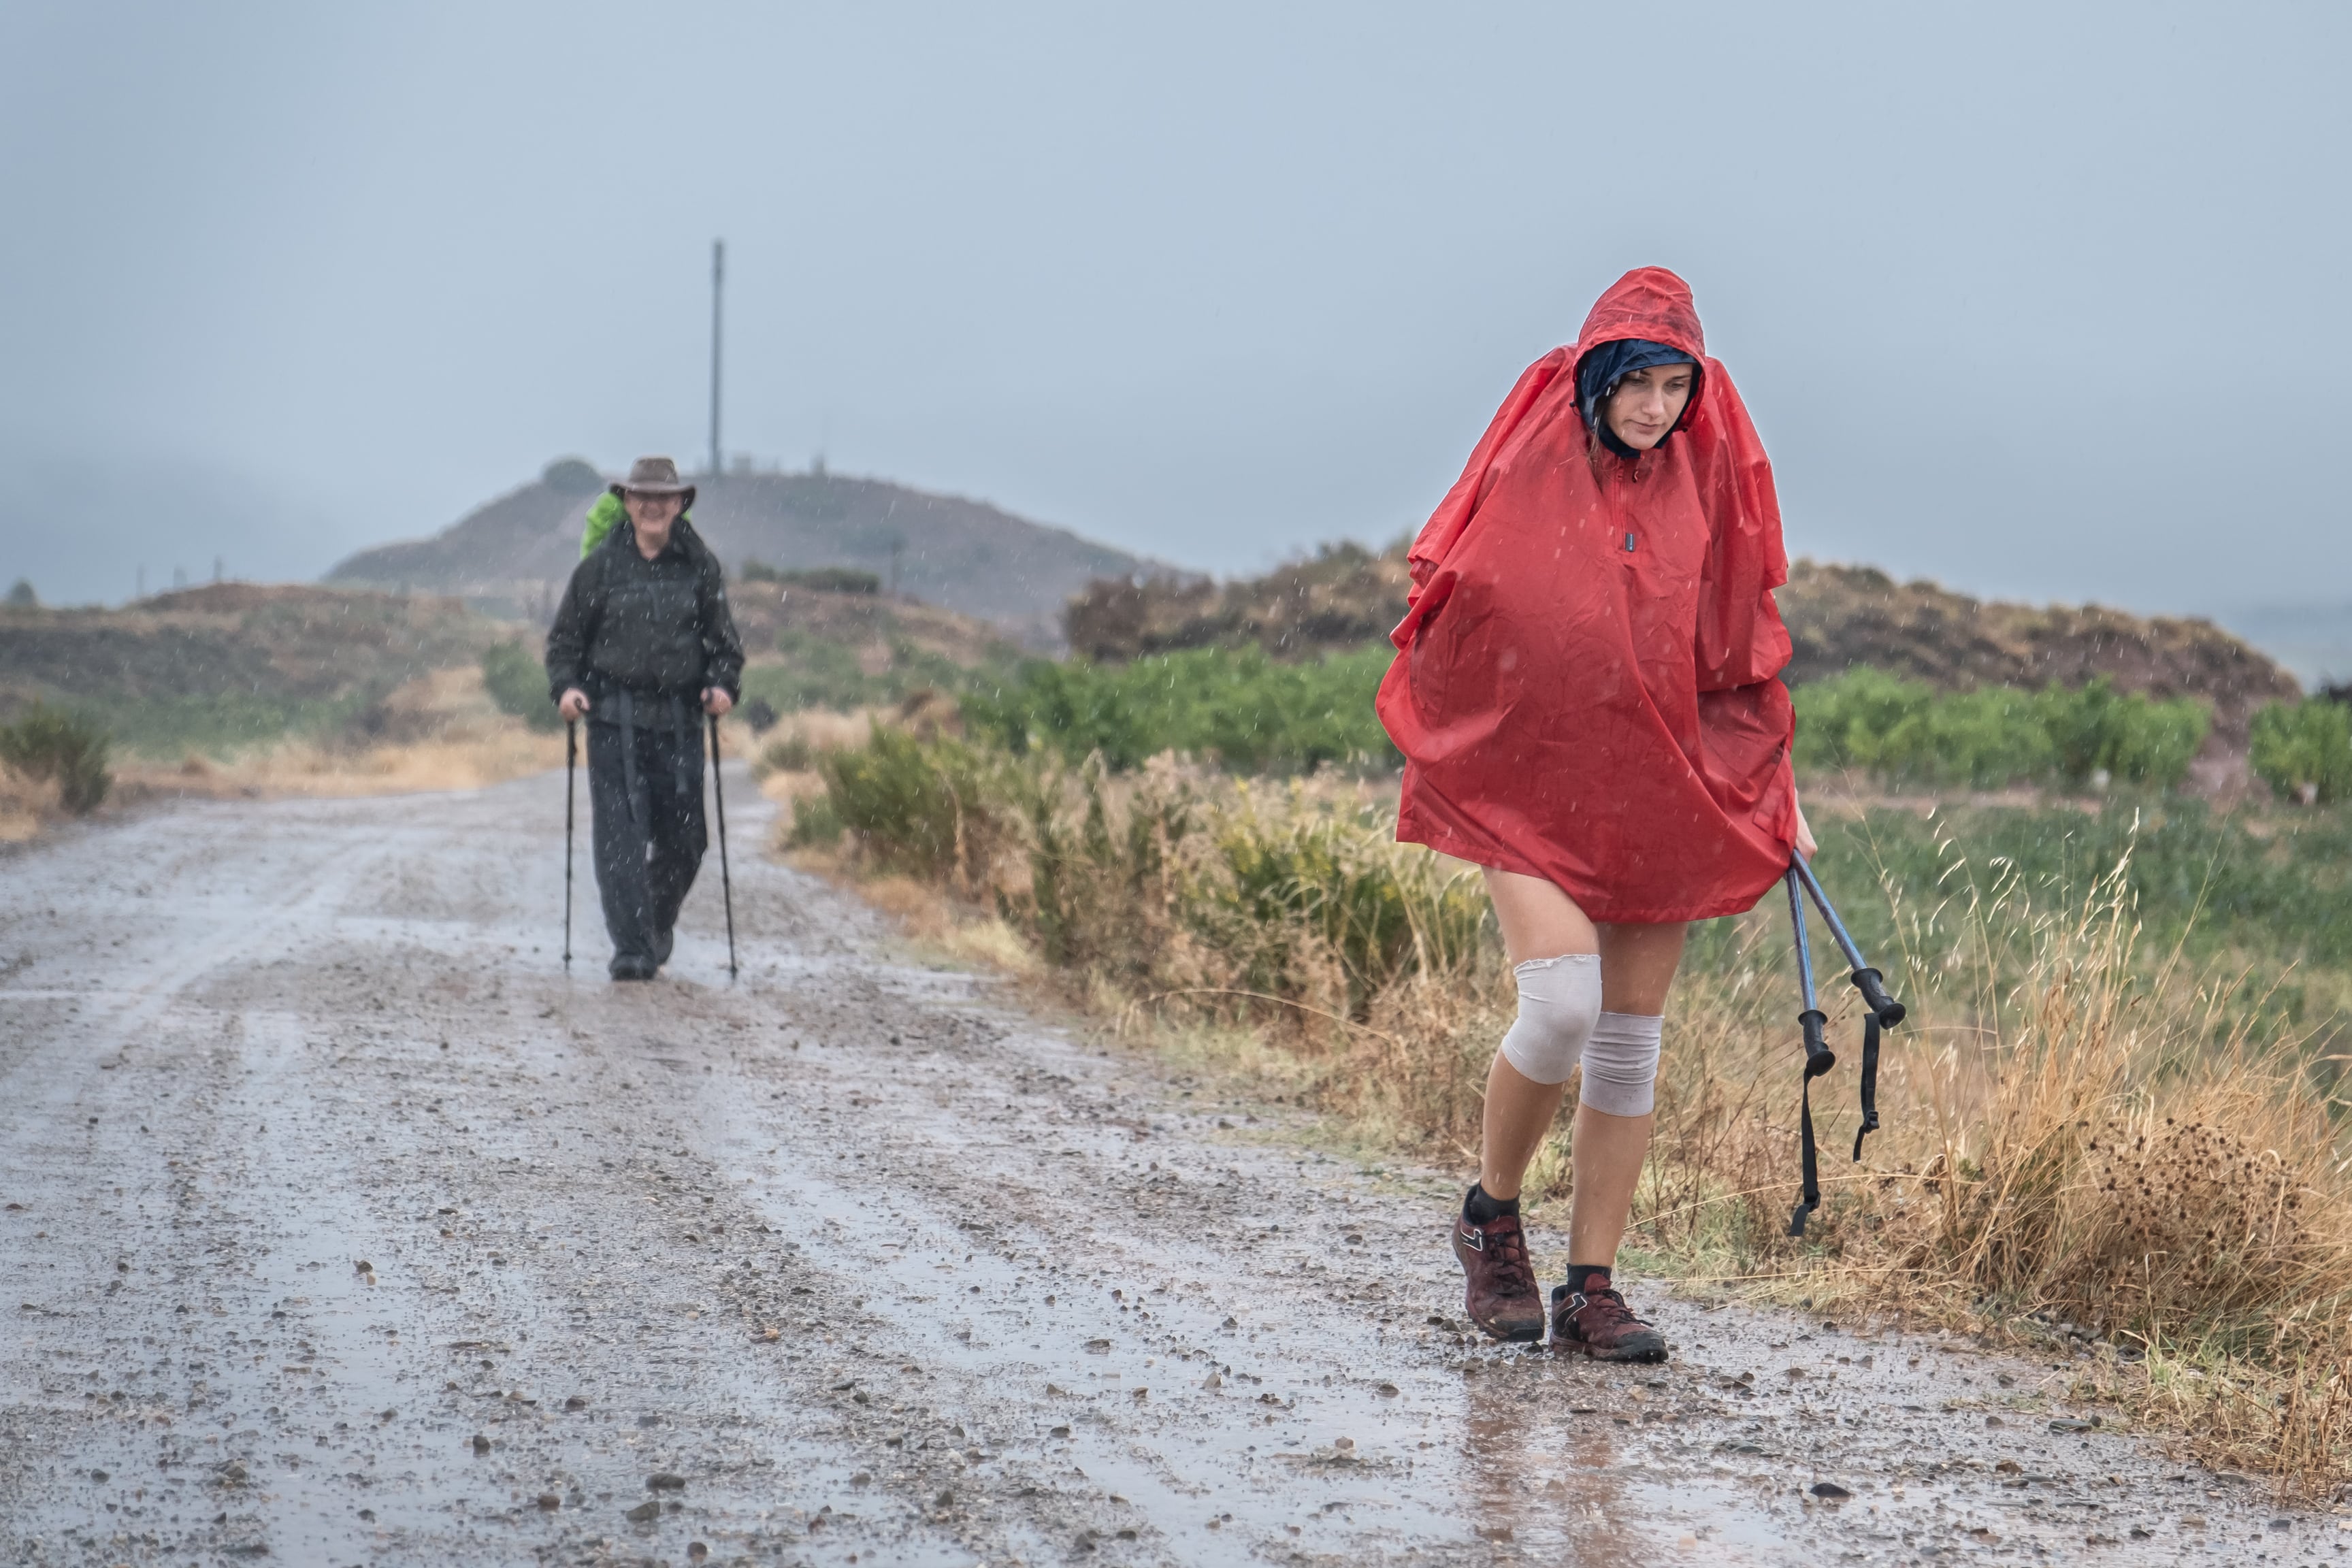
[[480, 642, 563, 732], [741, 630, 972, 715], [961, 644, 1397, 773], [1793, 668, 2208, 789], [2250, 698, 2352, 804], [0, 703, 112, 813]]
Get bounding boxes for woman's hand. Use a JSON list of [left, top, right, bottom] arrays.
[[1794, 794, 1818, 860], [702, 687, 733, 717], [558, 688, 590, 723]]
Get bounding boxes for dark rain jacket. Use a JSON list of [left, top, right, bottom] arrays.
[[544, 518, 745, 717]]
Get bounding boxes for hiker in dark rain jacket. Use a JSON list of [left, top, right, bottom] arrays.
[[545, 455, 745, 981]]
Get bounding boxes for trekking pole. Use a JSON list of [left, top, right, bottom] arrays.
[[563, 718, 578, 972], [1782, 854, 1909, 1237], [1791, 853, 1904, 1165], [1789, 854, 1906, 1028], [1784, 867, 1835, 1237], [708, 711, 738, 981]]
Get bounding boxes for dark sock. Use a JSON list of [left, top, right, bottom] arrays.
[[1463, 1183, 1520, 1226], [1565, 1262, 1614, 1294]]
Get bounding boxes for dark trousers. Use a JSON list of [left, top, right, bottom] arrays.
[[585, 700, 707, 961]]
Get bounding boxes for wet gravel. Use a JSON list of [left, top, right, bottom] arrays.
[[0, 769, 2339, 1565]]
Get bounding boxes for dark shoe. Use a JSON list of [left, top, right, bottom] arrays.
[[609, 953, 657, 982], [1551, 1270, 1669, 1362], [1451, 1212, 1546, 1343], [653, 927, 674, 967]]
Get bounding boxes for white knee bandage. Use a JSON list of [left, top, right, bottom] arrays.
[[1497, 954, 1603, 1085], [1581, 1011, 1664, 1117]]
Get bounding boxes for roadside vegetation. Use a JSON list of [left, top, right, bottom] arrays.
[[962, 645, 1398, 773], [1793, 668, 2210, 789], [760, 694, 2352, 1494], [0, 702, 112, 814], [481, 641, 564, 732]]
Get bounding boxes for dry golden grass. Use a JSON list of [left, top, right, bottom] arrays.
[[0, 768, 51, 843], [112, 668, 564, 803], [793, 731, 2352, 1497]]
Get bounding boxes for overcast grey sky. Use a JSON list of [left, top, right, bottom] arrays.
[[2, 1, 2346, 613]]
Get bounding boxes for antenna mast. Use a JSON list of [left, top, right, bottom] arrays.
[[708, 238, 725, 476]]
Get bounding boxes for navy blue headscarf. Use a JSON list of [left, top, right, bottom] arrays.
[[1577, 338, 1699, 457]]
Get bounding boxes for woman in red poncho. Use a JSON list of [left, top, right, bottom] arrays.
[[1377, 267, 1814, 1360]]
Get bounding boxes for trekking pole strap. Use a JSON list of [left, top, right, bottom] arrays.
[[1788, 1007, 1835, 1237], [1851, 1010, 1882, 1162]]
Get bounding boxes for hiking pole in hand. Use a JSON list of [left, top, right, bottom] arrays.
[[563, 718, 578, 972], [1784, 866, 1835, 1237], [708, 711, 738, 981], [1791, 853, 1904, 1164], [1783, 853, 1908, 1237]]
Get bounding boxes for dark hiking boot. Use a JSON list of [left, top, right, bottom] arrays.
[[609, 953, 657, 982], [1551, 1269, 1669, 1362], [653, 927, 674, 967], [1451, 1212, 1546, 1343]]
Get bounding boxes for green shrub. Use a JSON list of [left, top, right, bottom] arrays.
[[962, 644, 1397, 773], [742, 630, 972, 715], [2250, 699, 2352, 804], [2037, 678, 2209, 787], [815, 725, 1012, 885], [1793, 670, 2206, 789], [1199, 798, 1487, 1015], [0, 703, 112, 813], [480, 642, 562, 731], [786, 790, 844, 847]]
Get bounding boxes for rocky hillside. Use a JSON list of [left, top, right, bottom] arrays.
[[1066, 542, 1411, 663], [1064, 547, 2299, 747], [327, 458, 1156, 646]]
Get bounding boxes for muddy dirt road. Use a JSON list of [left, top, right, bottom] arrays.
[[0, 772, 2325, 1565]]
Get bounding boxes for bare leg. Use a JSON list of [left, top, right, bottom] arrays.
[[1567, 921, 1686, 1262], [1478, 869, 1688, 1268], [1476, 869, 1595, 1200]]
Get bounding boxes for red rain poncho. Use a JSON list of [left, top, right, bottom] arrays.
[[1376, 267, 1797, 924]]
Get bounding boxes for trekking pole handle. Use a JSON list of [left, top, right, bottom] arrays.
[[1850, 966, 1905, 1028], [1799, 1007, 1833, 1068]]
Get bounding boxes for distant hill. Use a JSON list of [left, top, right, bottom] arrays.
[[325, 459, 1158, 647]]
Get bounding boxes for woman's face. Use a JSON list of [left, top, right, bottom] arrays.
[[1605, 363, 1697, 451]]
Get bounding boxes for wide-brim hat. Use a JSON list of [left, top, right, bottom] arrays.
[[608, 455, 696, 508]]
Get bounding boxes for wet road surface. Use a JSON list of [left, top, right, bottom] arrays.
[[0, 770, 2332, 1565]]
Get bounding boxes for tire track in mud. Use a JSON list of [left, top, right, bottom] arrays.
[[0, 774, 2325, 1565]]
